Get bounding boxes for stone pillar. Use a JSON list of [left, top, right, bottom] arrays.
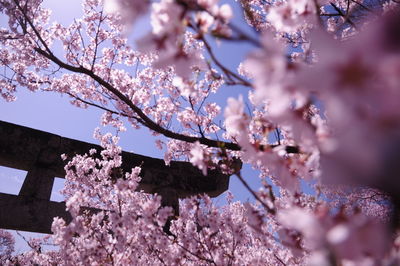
[[19, 166, 55, 200]]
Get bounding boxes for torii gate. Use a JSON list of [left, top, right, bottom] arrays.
[[0, 120, 230, 234]]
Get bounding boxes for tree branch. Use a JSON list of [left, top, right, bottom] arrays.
[[17, 2, 299, 155]]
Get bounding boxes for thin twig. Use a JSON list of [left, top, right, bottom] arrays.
[[235, 172, 276, 214]]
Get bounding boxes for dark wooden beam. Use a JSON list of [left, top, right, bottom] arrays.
[[0, 120, 232, 233], [0, 193, 71, 234], [0, 120, 230, 198]]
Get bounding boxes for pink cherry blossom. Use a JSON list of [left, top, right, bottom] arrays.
[[104, 0, 148, 27], [0, 230, 14, 264], [1, 0, 400, 265], [190, 141, 209, 175]]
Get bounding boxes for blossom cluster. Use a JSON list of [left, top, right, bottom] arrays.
[[1, 0, 400, 264]]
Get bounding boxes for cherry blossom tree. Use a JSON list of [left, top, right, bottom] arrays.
[[0, 229, 14, 264], [1, 0, 400, 265]]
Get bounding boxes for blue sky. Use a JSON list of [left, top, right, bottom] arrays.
[[0, 0, 264, 252]]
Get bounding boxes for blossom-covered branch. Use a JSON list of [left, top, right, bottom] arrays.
[[1, 0, 400, 264]]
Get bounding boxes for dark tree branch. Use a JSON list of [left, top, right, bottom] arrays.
[[199, 34, 253, 88], [15, 0, 299, 155], [330, 2, 357, 29], [235, 172, 276, 214]]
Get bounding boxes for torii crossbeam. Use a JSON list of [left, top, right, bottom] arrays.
[[0, 120, 230, 234]]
